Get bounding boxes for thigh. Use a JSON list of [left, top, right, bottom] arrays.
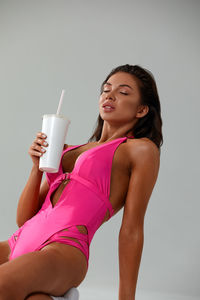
[[0, 242, 87, 299], [0, 240, 11, 265]]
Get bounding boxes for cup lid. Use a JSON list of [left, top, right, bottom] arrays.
[[42, 114, 70, 122]]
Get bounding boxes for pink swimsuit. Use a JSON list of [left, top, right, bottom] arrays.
[[8, 135, 134, 269]]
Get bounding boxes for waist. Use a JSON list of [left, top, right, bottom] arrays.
[[50, 172, 114, 219]]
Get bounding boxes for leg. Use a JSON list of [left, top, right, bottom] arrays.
[[0, 240, 11, 265], [0, 242, 86, 300]]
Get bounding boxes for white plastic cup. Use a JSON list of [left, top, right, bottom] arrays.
[[39, 114, 71, 173]]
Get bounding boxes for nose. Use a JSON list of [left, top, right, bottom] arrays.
[[105, 90, 115, 100]]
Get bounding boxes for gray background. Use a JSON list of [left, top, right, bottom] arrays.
[[0, 0, 199, 299]]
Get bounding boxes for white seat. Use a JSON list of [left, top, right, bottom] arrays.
[[50, 287, 79, 300]]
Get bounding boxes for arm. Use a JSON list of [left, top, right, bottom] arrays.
[[16, 166, 49, 228], [16, 143, 69, 227], [118, 141, 160, 300]]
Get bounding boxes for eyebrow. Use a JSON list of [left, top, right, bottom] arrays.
[[104, 82, 133, 90]]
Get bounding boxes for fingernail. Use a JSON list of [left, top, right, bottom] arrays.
[[42, 134, 46, 138]]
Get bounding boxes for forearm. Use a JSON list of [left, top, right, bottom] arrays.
[[118, 231, 144, 300], [16, 165, 43, 227]]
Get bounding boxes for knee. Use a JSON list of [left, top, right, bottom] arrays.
[[0, 241, 11, 265], [0, 289, 13, 300], [0, 278, 18, 300]]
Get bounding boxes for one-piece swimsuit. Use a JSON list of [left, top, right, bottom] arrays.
[[8, 135, 134, 269]]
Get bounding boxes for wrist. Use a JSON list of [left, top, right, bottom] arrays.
[[119, 293, 135, 300], [31, 165, 43, 176], [119, 287, 135, 300], [119, 297, 135, 300]]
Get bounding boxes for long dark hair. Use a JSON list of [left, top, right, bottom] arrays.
[[88, 64, 163, 151]]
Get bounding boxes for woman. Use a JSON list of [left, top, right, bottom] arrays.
[[0, 64, 162, 300]]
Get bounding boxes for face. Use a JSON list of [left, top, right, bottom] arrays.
[[99, 72, 145, 125]]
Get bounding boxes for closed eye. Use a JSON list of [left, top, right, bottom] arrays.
[[103, 90, 128, 95]]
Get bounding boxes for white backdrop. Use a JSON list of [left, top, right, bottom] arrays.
[[0, 1, 199, 299]]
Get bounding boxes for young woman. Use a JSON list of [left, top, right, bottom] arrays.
[[0, 64, 162, 300]]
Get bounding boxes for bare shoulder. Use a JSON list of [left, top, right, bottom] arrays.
[[126, 137, 160, 170], [119, 138, 160, 235]]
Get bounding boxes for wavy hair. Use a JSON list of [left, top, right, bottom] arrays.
[[88, 64, 163, 151]]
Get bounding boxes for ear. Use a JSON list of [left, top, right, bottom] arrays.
[[136, 105, 149, 118]]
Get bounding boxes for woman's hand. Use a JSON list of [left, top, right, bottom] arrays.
[[28, 132, 48, 169]]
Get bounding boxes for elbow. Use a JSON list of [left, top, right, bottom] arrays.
[[16, 218, 22, 228], [16, 215, 20, 228], [119, 226, 144, 241], [118, 230, 144, 254], [16, 214, 24, 228], [16, 207, 22, 227]]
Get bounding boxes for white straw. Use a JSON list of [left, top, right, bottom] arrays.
[[56, 89, 65, 115]]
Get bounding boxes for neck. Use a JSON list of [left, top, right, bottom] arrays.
[[97, 127, 134, 144], [97, 134, 134, 143], [97, 121, 135, 144]]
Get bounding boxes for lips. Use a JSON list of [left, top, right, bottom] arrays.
[[103, 106, 115, 112], [102, 102, 115, 108]]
